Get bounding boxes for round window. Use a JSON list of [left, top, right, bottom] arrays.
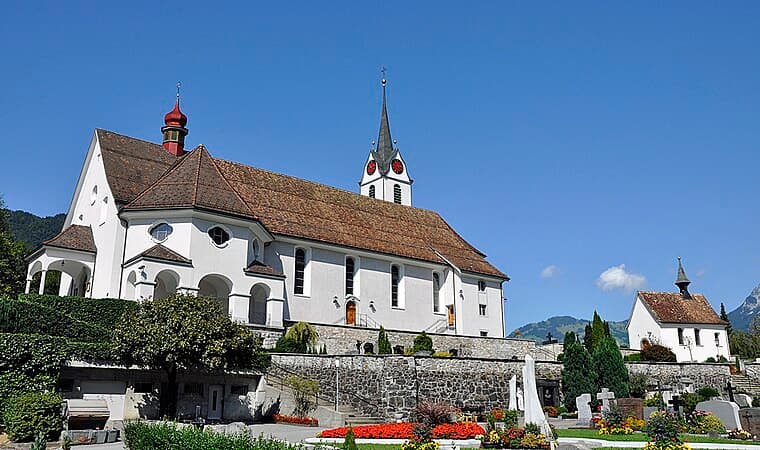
[[208, 226, 230, 246], [149, 223, 173, 242]]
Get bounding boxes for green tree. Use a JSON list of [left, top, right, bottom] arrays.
[[583, 323, 593, 352], [113, 294, 270, 418], [284, 321, 319, 353], [720, 302, 733, 336], [377, 326, 392, 354], [590, 311, 607, 352], [0, 197, 27, 297], [593, 336, 629, 398], [730, 330, 760, 359], [413, 331, 433, 353], [561, 331, 597, 411]]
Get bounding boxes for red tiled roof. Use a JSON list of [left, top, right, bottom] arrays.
[[42, 225, 96, 253], [244, 260, 285, 278], [125, 244, 192, 266], [97, 129, 176, 204], [101, 130, 507, 279], [124, 145, 255, 219], [638, 291, 726, 325]]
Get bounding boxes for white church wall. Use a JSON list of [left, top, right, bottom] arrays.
[[63, 134, 126, 298], [459, 276, 504, 337], [660, 325, 730, 363], [627, 297, 662, 350]]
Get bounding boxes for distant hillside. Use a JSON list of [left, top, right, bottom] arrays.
[[7, 210, 65, 248], [510, 315, 629, 347], [728, 283, 760, 331]]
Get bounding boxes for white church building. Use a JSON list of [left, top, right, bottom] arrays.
[[26, 80, 509, 339], [626, 258, 730, 362]]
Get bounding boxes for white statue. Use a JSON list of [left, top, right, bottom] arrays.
[[509, 375, 518, 411], [522, 354, 549, 431]]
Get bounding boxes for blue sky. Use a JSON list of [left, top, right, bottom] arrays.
[[1, 2, 759, 331]]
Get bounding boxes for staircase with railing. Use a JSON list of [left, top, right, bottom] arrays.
[[266, 359, 385, 424], [357, 313, 382, 329], [424, 319, 453, 334]]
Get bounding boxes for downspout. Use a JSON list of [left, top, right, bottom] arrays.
[[117, 215, 129, 299]]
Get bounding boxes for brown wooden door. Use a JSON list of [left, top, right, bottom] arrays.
[[346, 301, 356, 325], [447, 305, 455, 327]]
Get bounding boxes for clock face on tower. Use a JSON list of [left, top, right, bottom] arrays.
[[366, 160, 376, 175], [391, 159, 404, 174]]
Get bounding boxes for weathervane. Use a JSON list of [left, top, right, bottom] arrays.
[[176, 81, 181, 100], [380, 66, 387, 86]]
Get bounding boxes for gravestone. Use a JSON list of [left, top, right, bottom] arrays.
[[735, 394, 753, 409], [696, 400, 742, 431], [617, 398, 644, 420], [576, 393, 593, 426], [597, 388, 616, 412], [739, 408, 760, 435]]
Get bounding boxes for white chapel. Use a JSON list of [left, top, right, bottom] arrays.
[[25, 80, 509, 338]]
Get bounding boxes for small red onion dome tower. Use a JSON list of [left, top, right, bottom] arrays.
[[161, 82, 189, 156]]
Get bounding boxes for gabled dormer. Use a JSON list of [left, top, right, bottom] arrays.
[[359, 78, 412, 205]]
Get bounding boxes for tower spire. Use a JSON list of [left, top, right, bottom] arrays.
[[675, 256, 692, 299], [161, 82, 189, 156], [374, 71, 395, 173]]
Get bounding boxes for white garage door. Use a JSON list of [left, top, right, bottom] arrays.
[[80, 381, 126, 421]]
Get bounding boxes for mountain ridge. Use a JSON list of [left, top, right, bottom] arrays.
[[509, 314, 629, 346], [728, 283, 760, 331]]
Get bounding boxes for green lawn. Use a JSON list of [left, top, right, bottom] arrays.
[[556, 428, 760, 446]]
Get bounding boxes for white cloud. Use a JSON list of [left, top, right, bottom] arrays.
[[696, 269, 707, 277], [596, 264, 646, 292], [541, 265, 558, 279]]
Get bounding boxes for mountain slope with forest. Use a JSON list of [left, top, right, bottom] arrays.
[[7, 210, 65, 248], [509, 315, 629, 346]]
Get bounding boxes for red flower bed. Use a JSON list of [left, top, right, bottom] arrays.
[[273, 414, 319, 426], [319, 422, 485, 439]]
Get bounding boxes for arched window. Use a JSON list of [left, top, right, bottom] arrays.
[[345, 257, 355, 296], [294, 248, 306, 295], [150, 223, 173, 242], [369, 185, 375, 198], [432, 272, 441, 313], [391, 265, 400, 307], [393, 184, 401, 204], [208, 226, 230, 246]]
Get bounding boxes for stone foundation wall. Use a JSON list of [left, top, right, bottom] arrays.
[[270, 354, 733, 421], [626, 362, 732, 391], [302, 322, 537, 359], [250, 326, 283, 349]]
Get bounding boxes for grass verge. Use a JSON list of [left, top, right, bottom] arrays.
[[556, 428, 760, 446]]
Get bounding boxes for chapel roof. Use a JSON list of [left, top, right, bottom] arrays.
[[637, 291, 726, 325], [125, 244, 192, 266], [244, 260, 286, 278], [42, 225, 96, 253], [98, 130, 507, 279]]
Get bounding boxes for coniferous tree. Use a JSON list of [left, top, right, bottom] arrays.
[[0, 197, 27, 297], [561, 331, 597, 411], [583, 324, 593, 352], [590, 311, 607, 351], [593, 336, 629, 398], [720, 303, 733, 336], [377, 326, 392, 354]]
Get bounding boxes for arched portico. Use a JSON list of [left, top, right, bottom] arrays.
[[153, 270, 180, 300], [26, 258, 93, 297], [249, 283, 270, 325], [198, 274, 232, 316]]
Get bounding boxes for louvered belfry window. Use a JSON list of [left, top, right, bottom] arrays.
[[294, 249, 306, 295], [345, 257, 355, 296], [393, 184, 401, 204]]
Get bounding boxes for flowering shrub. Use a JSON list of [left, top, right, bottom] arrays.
[[519, 433, 549, 449], [485, 409, 518, 430], [414, 401, 457, 425], [683, 411, 724, 434], [645, 411, 689, 450], [401, 441, 440, 450], [596, 405, 642, 435], [543, 406, 558, 418], [477, 426, 550, 449], [273, 414, 318, 426], [319, 422, 485, 439], [727, 429, 752, 440]]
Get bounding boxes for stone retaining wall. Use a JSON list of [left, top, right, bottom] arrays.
[[299, 322, 537, 359], [270, 354, 734, 421]]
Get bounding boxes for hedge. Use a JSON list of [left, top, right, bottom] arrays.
[[2, 392, 63, 442], [18, 294, 137, 330], [0, 298, 110, 342], [124, 421, 305, 450]]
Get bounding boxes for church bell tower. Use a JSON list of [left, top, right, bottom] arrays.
[[359, 76, 412, 205]]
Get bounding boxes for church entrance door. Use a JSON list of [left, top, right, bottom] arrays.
[[346, 301, 356, 325], [447, 305, 455, 327], [208, 384, 223, 421]]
